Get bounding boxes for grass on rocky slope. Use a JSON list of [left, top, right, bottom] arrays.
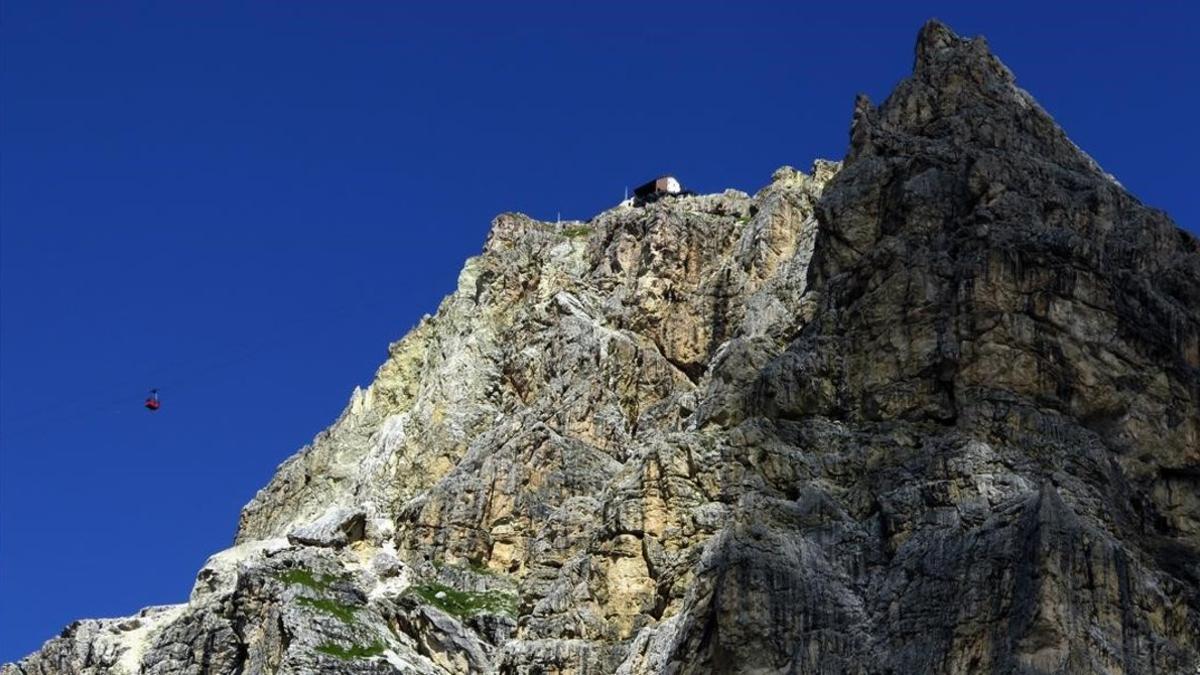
[[276, 567, 361, 625], [275, 568, 347, 592], [315, 641, 385, 660], [409, 582, 517, 618], [560, 225, 593, 238], [296, 596, 359, 624]]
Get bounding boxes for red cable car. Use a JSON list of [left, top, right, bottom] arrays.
[[145, 389, 161, 411]]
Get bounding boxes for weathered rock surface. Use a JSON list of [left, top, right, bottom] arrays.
[[6, 20, 1198, 675], [288, 507, 367, 548]]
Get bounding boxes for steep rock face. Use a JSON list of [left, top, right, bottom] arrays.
[[6, 21, 1198, 675], [655, 22, 1200, 674]]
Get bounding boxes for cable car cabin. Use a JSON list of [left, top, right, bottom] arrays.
[[632, 176, 687, 204]]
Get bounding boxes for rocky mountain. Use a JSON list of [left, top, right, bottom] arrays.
[[6, 20, 1198, 675]]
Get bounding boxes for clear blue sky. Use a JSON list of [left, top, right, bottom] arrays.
[[1, 1, 1196, 662]]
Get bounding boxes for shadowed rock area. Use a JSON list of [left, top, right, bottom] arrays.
[[6, 20, 1197, 675]]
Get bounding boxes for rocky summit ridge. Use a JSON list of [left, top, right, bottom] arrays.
[[6, 20, 1199, 675]]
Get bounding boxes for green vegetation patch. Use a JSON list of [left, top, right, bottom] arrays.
[[315, 641, 386, 660], [561, 225, 593, 238], [409, 582, 517, 618], [296, 596, 359, 624], [275, 568, 346, 592]]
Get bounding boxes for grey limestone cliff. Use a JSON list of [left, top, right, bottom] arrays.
[[6, 20, 1198, 675]]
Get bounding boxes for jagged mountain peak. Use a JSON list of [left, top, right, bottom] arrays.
[[850, 19, 1112, 185], [913, 18, 1000, 77], [6, 21, 1198, 675]]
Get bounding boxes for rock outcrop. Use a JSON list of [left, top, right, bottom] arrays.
[[6, 20, 1198, 675]]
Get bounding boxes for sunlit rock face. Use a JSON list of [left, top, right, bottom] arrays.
[[6, 20, 1197, 675]]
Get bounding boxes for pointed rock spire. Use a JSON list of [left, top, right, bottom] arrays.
[[845, 20, 1109, 181]]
